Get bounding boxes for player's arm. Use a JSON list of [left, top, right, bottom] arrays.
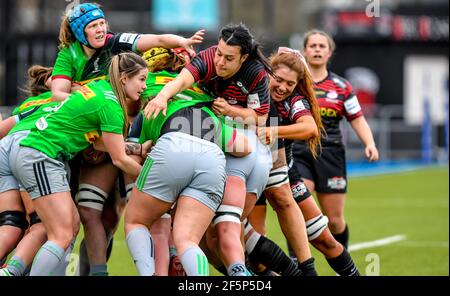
[[350, 116, 379, 162], [101, 132, 142, 178]]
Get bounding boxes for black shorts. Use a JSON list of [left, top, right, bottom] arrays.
[[293, 144, 347, 194]]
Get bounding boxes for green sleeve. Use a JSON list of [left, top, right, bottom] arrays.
[[98, 101, 125, 134], [201, 107, 236, 152], [52, 46, 75, 80]]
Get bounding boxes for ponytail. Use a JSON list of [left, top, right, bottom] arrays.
[[22, 65, 53, 97], [108, 52, 147, 136], [270, 50, 324, 158]]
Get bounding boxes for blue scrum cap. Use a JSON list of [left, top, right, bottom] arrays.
[[68, 3, 105, 46]]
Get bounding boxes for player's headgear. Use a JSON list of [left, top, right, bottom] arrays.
[[68, 3, 105, 46], [142, 47, 191, 73]]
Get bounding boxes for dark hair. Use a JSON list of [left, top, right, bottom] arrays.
[[219, 23, 273, 75]]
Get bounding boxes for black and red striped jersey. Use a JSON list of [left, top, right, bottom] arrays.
[[272, 91, 313, 163], [312, 72, 363, 146], [273, 91, 312, 125], [185, 46, 270, 116]]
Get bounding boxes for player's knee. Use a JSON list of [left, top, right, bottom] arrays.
[[75, 184, 108, 212], [327, 216, 345, 232], [311, 230, 340, 252], [212, 205, 243, 226], [306, 214, 329, 241], [0, 210, 28, 231]]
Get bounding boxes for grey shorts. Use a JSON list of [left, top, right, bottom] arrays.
[[135, 132, 226, 212], [0, 131, 29, 193], [10, 146, 70, 199], [225, 129, 272, 198]]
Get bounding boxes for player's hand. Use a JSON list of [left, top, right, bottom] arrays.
[[212, 97, 231, 116], [181, 29, 205, 57], [144, 95, 168, 119], [365, 144, 379, 162], [256, 126, 275, 145]]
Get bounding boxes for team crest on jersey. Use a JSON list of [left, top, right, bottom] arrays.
[[79, 85, 95, 100], [84, 130, 100, 144], [326, 91, 338, 99], [228, 98, 238, 105]]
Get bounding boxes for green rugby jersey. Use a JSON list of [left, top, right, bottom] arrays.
[[19, 79, 125, 160], [141, 70, 212, 103], [52, 33, 139, 84], [138, 101, 236, 152], [9, 101, 59, 135], [11, 92, 53, 115]]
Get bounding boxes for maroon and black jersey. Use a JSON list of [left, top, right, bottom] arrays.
[[272, 91, 312, 163], [185, 46, 270, 116], [297, 72, 363, 149]]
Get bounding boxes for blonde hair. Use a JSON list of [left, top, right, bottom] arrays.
[[109, 52, 147, 136], [270, 52, 324, 158], [303, 29, 336, 54]]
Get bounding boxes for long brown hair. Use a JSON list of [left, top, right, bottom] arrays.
[[58, 15, 76, 49], [109, 52, 147, 136], [269, 51, 324, 158], [23, 65, 53, 97]]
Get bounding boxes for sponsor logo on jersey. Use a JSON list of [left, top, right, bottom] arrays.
[[155, 76, 204, 94], [320, 107, 338, 117], [291, 100, 306, 116], [84, 130, 100, 144], [247, 93, 261, 109], [19, 98, 52, 111], [79, 85, 95, 100], [35, 117, 48, 131], [327, 176, 346, 190], [344, 95, 362, 115], [119, 33, 138, 45]]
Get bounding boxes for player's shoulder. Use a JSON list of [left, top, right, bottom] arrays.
[[329, 72, 351, 89]]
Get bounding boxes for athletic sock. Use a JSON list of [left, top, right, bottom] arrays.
[[89, 264, 108, 276], [247, 234, 301, 276], [227, 262, 250, 276], [298, 257, 318, 276], [5, 255, 27, 276], [78, 239, 90, 276], [30, 241, 64, 276], [332, 224, 349, 250], [180, 246, 209, 276], [326, 249, 360, 276], [126, 227, 155, 276], [52, 237, 76, 276]]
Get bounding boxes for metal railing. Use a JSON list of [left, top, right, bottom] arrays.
[[342, 104, 447, 162]]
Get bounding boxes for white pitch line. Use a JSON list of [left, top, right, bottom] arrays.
[[348, 234, 407, 252]]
